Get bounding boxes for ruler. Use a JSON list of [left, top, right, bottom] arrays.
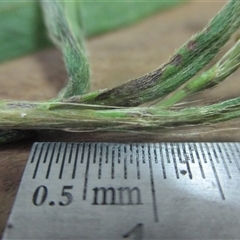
[[3, 142, 240, 239]]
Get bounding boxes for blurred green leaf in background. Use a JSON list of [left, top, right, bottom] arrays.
[[0, 0, 185, 63]]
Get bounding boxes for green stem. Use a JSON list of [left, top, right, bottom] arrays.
[[1, 98, 240, 131], [41, 0, 90, 98], [157, 39, 240, 107], [69, 0, 240, 107]]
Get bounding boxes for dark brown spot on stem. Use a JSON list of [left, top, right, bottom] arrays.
[[94, 69, 163, 106], [169, 54, 183, 67], [187, 40, 197, 51]]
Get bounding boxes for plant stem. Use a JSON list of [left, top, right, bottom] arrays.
[[69, 0, 240, 107], [1, 1, 240, 143], [157, 39, 240, 107], [41, 0, 90, 98], [1, 98, 240, 131]]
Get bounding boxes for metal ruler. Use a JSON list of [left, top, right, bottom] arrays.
[[3, 142, 240, 239]]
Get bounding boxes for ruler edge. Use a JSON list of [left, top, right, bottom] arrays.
[[2, 141, 240, 239]]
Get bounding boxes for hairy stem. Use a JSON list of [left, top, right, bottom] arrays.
[[41, 0, 90, 98], [157, 39, 240, 107], [67, 0, 240, 107], [1, 98, 240, 131]]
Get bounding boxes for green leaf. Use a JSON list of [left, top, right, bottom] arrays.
[[0, 1, 49, 63], [0, 0, 185, 63], [82, 1, 185, 36]]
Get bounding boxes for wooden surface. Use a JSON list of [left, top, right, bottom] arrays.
[[1, 1, 240, 236]]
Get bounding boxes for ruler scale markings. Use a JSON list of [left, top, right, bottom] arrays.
[[192, 143, 205, 179], [204, 143, 225, 200], [30, 142, 38, 163], [181, 143, 193, 179], [83, 143, 91, 200], [233, 142, 240, 159], [98, 144, 102, 179], [157, 143, 166, 179], [211, 143, 220, 164], [65, 143, 71, 165], [93, 143, 97, 164], [55, 142, 63, 164], [118, 145, 121, 164], [114, 144, 119, 165], [184, 143, 193, 164], [32, 143, 45, 179], [176, 143, 184, 176], [177, 143, 183, 166], [153, 145, 158, 164], [130, 145, 133, 164], [214, 143, 231, 179], [147, 144, 151, 163], [59, 143, 68, 179], [135, 144, 141, 179], [197, 143, 207, 164], [187, 143, 195, 163], [94, 143, 100, 166], [43, 143, 50, 164], [112, 145, 116, 179], [72, 143, 79, 179], [230, 143, 240, 172], [148, 147, 159, 223], [175, 143, 184, 175], [165, 143, 171, 163], [68, 143, 73, 164], [5, 142, 240, 239], [149, 143, 157, 164], [80, 143, 85, 164], [138, 144, 143, 166], [142, 145, 146, 164], [109, 145, 113, 174], [124, 145, 127, 179], [45, 143, 57, 179], [225, 143, 240, 171], [145, 143, 149, 164], [149, 143, 155, 164], [221, 143, 232, 163], [105, 145, 109, 164], [170, 143, 179, 179], [176, 144, 183, 163]]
